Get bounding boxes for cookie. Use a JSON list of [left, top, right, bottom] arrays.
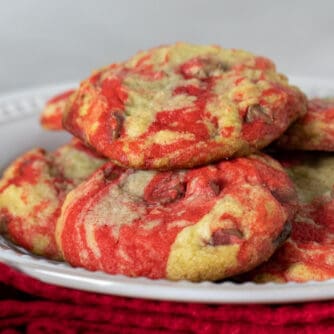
[[249, 152, 334, 283], [277, 98, 334, 151], [40, 89, 74, 130], [63, 42, 307, 169], [56, 153, 296, 281], [0, 138, 106, 259]]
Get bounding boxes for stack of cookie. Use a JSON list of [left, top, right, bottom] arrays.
[[1, 43, 333, 283]]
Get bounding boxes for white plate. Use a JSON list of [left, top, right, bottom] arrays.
[[1, 77, 334, 304]]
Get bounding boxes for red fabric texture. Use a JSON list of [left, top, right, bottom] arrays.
[[0, 263, 334, 333]]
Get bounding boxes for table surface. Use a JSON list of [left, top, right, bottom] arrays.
[[1, 0, 334, 95]]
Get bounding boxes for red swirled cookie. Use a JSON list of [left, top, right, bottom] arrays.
[[40, 89, 75, 130], [249, 152, 334, 283], [0, 138, 106, 259], [277, 98, 334, 151], [56, 153, 296, 281], [63, 42, 307, 169]]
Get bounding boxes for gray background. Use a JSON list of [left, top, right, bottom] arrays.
[[1, 0, 333, 94]]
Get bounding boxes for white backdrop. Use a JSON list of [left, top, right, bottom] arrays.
[[0, 0, 333, 94]]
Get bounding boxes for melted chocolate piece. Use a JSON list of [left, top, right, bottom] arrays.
[[0, 214, 9, 234], [103, 165, 123, 182], [112, 111, 124, 139], [210, 228, 243, 246], [209, 181, 221, 195], [245, 104, 273, 124], [273, 221, 292, 248], [144, 173, 186, 205]]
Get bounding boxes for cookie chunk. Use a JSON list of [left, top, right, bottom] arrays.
[[40, 89, 74, 130], [63, 42, 307, 169], [56, 153, 296, 281], [249, 152, 334, 283], [0, 138, 106, 259], [277, 98, 334, 151]]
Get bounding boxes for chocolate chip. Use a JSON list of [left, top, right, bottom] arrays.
[[182, 57, 230, 79], [209, 181, 221, 195], [144, 174, 186, 205], [202, 59, 230, 77], [112, 111, 124, 139], [209, 228, 243, 246], [103, 165, 122, 182], [0, 214, 9, 234], [273, 221, 292, 248], [270, 188, 296, 205], [245, 104, 273, 124], [149, 182, 186, 205]]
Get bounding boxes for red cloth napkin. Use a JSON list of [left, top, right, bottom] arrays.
[[1, 263, 334, 333]]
